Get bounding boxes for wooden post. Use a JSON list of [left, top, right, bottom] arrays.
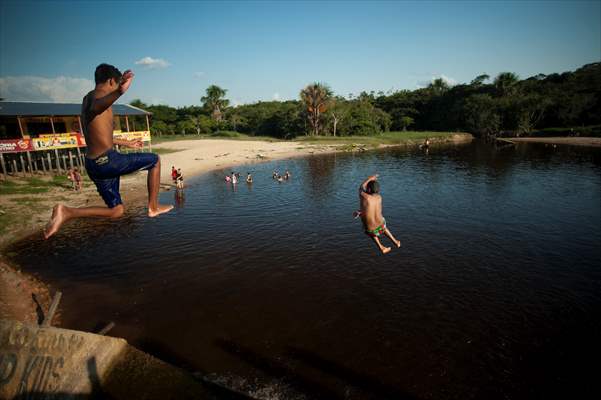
[[125, 116, 130, 132], [146, 114, 151, 152], [17, 117, 25, 138], [77, 150, 83, 170], [50, 116, 56, 134], [42, 291, 62, 327], [98, 322, 115, 336], [47, 153, 53, 174], [0, 153, 6, 180], [12, 159, 18, 176], [26, 151, 34, 176], [19, 154, 27, 177], [54, 149, 62, 174], [62, 154, 68, 171], [41, 154, 47, 173]]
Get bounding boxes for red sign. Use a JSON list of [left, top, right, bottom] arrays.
[[0, 139, 33, 153]]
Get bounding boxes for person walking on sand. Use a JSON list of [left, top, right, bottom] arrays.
[[44, 64, 173, 239], [358, 174, 401, 254], [67, 168, 76, 190], [73, 168, 83, 191]]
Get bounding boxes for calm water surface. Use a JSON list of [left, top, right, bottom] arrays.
[[9, 141, 601, 399]]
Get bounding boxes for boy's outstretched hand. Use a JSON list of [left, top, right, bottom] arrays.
[[119, 70, 134, 94]]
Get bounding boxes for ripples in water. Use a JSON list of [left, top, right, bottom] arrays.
[[8, 141, 601, 399]]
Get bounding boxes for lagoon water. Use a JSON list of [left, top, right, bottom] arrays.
[[9, 141, 601, 399]]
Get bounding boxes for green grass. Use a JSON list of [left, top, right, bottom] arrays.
[[150, 130, 462, 146], [151, 148, 183, 155], [0, 211, 20, 235], [296, 131, 463, 145], [151, 132, 284, 144], [0, 175, 72, 195]]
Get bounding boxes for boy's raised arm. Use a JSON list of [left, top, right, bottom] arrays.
[[359, 174, 378, 196], [89, 70, 134, 116]]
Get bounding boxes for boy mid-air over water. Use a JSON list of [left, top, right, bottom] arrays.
[[357, 174, 401, 254], [44, 64, 173, 239]]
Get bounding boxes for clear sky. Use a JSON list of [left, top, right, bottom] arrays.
[[1, 1, 599, 107]]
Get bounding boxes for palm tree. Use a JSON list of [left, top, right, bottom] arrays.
[[201, 85, 229, 121], [470, 74, 490, 86], [300, 83, 333, 136], [428, 78, 450, 96], [494, 72, 520, 97]]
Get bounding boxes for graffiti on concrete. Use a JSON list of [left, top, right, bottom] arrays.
[[1, 323, 85, 395]]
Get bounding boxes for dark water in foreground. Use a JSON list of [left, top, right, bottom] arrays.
[[9, 141, 601, 399]]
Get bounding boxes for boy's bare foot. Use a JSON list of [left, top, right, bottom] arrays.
[[44, 204, 67, 239], [393, 239, 401, 248], [148, 204, 174, 217], [381, 247, 391, 254]]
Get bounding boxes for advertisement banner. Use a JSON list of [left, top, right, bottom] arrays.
[[113, 131, 151, 142], [0, 139, 33, 153], [32, 133, 82, 151]]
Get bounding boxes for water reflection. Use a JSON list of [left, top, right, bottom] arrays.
[[174, 189, 185, 209], [8, 140, 601, 400]]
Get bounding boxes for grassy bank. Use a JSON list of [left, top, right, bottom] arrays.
[[295, 131, 464, 146], [152, 131, 282, 145], [152, 130, 464, 146]]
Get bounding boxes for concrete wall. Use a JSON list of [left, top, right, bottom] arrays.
[[0, 319, 213, 399]]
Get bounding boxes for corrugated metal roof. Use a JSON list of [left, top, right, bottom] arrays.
[[0, 102, 151, 116]]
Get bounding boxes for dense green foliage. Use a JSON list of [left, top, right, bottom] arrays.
[[132, 62, 600, 139]]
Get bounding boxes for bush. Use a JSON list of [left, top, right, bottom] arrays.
[[210, 130, 241, 138]]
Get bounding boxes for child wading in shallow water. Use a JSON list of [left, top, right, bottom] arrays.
[[357, 174, 401, 254]]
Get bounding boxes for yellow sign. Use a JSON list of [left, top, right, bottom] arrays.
[[113, 131, 152, 142], [32, 134, 83, 150]]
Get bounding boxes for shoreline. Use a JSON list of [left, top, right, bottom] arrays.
[[500, 136, 601, 148], [0, 133, 471, 325]]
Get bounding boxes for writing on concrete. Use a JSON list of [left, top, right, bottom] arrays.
[[0, 322, 85, 395]]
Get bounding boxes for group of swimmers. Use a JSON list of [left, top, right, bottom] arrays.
[[224, 169, 292, 184], [44, 63, 400, 255], [272, 169, 291, 182], [224, 172, 246, 184]]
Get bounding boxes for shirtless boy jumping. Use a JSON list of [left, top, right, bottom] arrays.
[[44, 64, 173, 239], [358, 174, 401, 254]]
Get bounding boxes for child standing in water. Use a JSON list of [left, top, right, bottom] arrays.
[[176, 168, 184, 189], [358, 174, 401, 254]]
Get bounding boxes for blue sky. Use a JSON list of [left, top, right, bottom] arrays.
[[1, 1, 599, 106]]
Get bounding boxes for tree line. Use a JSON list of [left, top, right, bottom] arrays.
[[130, 62, 600, 139]]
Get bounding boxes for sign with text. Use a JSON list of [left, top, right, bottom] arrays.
[[0, 139, 33, 153], [32, 133, 84, 151], [113, 131, 151, 142]]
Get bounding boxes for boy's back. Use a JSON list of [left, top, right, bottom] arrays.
[[360, 193, 384, 231]]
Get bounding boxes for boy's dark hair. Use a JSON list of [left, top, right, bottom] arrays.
[[95, 63, 122, 84], [366, 180, 380, 194]]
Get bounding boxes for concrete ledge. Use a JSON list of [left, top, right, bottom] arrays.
[[0, 319, 213, 399]]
